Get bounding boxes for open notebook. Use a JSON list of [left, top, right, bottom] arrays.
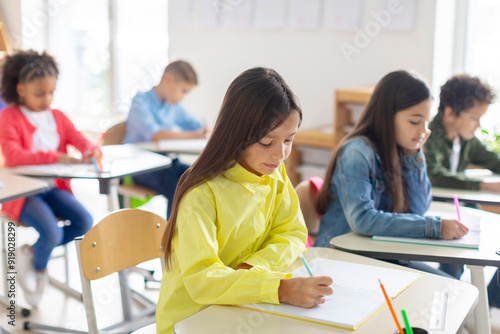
[[372, 211, 481, 249], [237, 258, 421, 330]]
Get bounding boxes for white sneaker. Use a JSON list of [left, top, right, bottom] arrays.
[[17, 245, 37, 293], [24, 271, 48, 307]]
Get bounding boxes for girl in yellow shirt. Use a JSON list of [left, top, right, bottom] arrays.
[[156, 67, 333, 333]]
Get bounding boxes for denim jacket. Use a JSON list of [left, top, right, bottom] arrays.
[[314, 137, 442, 247]]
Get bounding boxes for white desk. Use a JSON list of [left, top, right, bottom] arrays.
[[9, 145, 172, 212], [330, 202, 500, 334], [0, 170, 49, 203], [8, 145, 172, 332], [432, 169, 500, 206], [174, 247, 478, 334], [433, 186, 500, 206]]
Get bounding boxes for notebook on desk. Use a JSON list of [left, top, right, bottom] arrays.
[[236, 258, 421, 330], [372, 211, 481, 249]]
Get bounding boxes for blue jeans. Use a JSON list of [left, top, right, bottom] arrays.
[[132, 158, 190, 220], [440, 263, 500, 308], [19, 188, 93, 270]]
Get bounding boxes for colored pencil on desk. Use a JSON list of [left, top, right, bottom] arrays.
[[298, 253, 313, 277], [401, 309, 413, 334], [379, 279, 404, 334], [91, 158, 102, 174], [453, 194, 462, 222]]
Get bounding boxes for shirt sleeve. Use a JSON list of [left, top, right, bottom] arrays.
[[469, 137, 500, 173], [175, 187, 288, 306], [424, 138, 482, 190], [174, 104, 202, 131], [335, 146, 441, 238], [241, 176, 308, 272], [56, 110, 98, 155], [124, 94, 161, 143], [0, 109, 59, 166]]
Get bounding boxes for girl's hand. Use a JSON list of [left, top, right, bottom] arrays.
[[82, 150, 103, 164], [58, 153, 83, 164], [278, 276, 333, 308], [441, 219, 469, 240]]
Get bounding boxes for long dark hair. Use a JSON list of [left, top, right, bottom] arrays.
[[162, 67, 302, 268], [317, 70, 431, 215]]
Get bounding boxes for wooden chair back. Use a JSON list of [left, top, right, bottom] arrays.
[[102, 122, 127, 146], [78, 209, 166, 281]]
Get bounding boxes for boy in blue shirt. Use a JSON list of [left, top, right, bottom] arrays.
[[123, 60, 207, 218]]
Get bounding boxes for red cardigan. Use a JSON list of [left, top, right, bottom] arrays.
[[0, 106, 98, 220]]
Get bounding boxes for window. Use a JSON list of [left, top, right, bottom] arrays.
[[21, 0, 168, 127], [464, 0, 500, 134]]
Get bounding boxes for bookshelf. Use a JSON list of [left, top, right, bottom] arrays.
[[286, 86, 374, 185]]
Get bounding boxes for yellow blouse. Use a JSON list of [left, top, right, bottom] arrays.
[[156, 163, 307, 333]]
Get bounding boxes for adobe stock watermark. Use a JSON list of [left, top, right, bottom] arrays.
[[340, 0, 409, 63]]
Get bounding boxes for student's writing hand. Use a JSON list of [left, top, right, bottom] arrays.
[[278, 276, 333, 308], [82, 150, 103, 164], [58, 153, 83, 164], [441, 219, 469, 240], [480, 181, 500, 192]]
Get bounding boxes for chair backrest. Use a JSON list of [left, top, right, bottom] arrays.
[[295, 177, 324, 236], [78, 208, 166, 281], [101, 122, 127, 146]]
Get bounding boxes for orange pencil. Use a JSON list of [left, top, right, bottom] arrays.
[[379, 279, 404, 334]]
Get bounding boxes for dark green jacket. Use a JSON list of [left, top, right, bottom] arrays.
[[424, 113, 500, 190]]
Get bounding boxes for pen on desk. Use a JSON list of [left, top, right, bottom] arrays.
[[401, 309, 413, 334], [298, 253, 313, 277], [91, 158, 102, 174], [453, 194, 462, 222], [379, 279, 403, 334]]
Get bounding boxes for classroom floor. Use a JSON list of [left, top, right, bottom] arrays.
[[0, 177, 499, 334]]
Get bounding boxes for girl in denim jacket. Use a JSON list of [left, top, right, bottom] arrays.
[[314, 71, 468, 275]]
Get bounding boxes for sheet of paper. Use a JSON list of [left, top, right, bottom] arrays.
[[323, 0, 362, 31], [158, 139, 208, 153], [193, 0, 219, 28], [219, 0, 253, 28], [254, 0, 286, 29], [290, 0, 320, 30], [238, 258, 421, 329], [14, 164, 96, 177]]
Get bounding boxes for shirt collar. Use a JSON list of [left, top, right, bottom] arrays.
[[148, 87, 166, 109], [223, 162, 284, 193]]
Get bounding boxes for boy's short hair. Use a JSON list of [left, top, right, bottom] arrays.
[[163, 60, 198, 85], [438, 74, 496, 115]]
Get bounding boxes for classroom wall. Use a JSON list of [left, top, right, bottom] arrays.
[[169, 0, 438, 129], [0, 0, 22, 49]]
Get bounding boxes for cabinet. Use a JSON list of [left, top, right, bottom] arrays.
[[286, 86, 374, 186]]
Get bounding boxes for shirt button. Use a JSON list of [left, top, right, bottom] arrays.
[[416, 156, 423, 162]]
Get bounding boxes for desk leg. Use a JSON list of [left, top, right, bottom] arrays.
[[468, 265, 491, 334], [106, 178, 120, 212]]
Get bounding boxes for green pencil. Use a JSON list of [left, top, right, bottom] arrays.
[[401, 309, 413, 334]]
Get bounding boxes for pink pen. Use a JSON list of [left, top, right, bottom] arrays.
[[453, 194, 461, 222]]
